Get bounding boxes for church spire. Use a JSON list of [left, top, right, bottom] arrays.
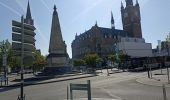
[[95, 21, 98, 27], [26, 1, 32, 20], [136, 0, 139, 6], [111, 11, 115, 29], [24, 0, 33, 25], [121, 1, 124, 9]]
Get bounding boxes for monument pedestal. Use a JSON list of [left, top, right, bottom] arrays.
[[44, 53, 71, 75]]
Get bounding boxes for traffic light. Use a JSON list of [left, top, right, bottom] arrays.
[[12, 16, 36, 63]]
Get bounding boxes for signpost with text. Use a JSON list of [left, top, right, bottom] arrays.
[[12, 16, 36, 100], [69, 80, 91, 100]]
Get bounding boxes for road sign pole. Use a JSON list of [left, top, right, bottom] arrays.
[[20, 15, 25, 100], [70, 83, 73, 100]]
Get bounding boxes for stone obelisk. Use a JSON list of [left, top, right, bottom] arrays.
[[44, 5, 69, 75]]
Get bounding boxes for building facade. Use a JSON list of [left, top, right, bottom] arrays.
[[72, 0, 143, 59], [117, 37, 152, 57]]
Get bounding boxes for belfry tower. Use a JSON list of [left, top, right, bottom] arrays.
[[121, 0, 142, 38], [45, 5, 69, 75]]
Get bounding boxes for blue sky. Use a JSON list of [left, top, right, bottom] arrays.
[[0, 0, 170, 58]]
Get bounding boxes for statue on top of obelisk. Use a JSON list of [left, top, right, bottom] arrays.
[[44, 5, 70, 75]]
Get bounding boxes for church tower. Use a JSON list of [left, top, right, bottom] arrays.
[[24, 1, 34, 25], [121, 0, 142, 38], [111, 11, 115, 29]]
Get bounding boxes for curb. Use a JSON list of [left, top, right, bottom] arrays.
[[0, 74, 97, 88], [136, 78, 170, 87]]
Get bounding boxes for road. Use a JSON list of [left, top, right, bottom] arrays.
[[0, 70, 170, 100]]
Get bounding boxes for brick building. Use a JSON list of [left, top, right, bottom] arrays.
[[72, 0, 142, 59]]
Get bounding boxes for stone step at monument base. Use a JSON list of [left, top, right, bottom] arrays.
[[42, 66, 71, 76]]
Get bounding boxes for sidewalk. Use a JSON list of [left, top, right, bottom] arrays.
[[0, 73, 96, 88], [64, 98, 122, 100], [136, 69, 170, 87]]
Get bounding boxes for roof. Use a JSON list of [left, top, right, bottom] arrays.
[[76, 26, 128, 38], [98, 27, 127, 37]]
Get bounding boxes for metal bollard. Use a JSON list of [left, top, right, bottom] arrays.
[[67, 86, 69, 100], [87, 80, 91, 100], [162, 84, 167, 100]]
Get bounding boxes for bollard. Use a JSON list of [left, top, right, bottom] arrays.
[[147, 68, 150, 78], [7, 77, 8, 85], [87, 80, 91, 100], [67, 86, 69, 100], [149, 66, 152, 78], [107, 68, 110, 76], [0, 77, 2, 86], [166, 67, 170, 84], [162, 84, 167, 100]]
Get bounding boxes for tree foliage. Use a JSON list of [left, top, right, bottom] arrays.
[[73, 59, 85, 67], [84, 53, 101, 68], [32, 51, 46, 72], [108, 55, 116, 63]]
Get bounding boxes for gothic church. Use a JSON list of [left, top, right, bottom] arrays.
[[72, 0, 142, 59]]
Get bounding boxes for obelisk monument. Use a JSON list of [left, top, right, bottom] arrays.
[[44, 5, 69, 75]]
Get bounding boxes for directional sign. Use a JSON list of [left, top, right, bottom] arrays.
[[12, 27, 36, 37], [70, 84, 89, 90], [69, 80, 91, 100], [12, 42, 35, 52], [12, 33, 35, 44], [12, 20, 35, 31], [12, 50, 34, 57]]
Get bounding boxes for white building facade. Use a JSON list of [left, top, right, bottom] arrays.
[[117, 37, 152, 58]]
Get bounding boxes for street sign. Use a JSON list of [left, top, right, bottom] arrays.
[[12, 33, 35, 44], [12, 26, 36, 37], [12, 16, 36, 100], [69, 80, 91, 100], [70, 84, 89, 90], [12, 20, 35, 31], [12, 42, 35, 52], [12, 17, 36, 61], [13, 50, 34, 57]]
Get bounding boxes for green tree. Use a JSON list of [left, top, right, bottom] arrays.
[[84, 53, 101, 68], [73, 59, 85, 67], [32, 51, 46, 73], [0, 40, 12, 72], [108, 55, 116, 63], [73, 59, 85, 70], [118, 52, 130, 71]]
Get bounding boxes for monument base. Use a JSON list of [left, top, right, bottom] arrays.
[[43, 66, 71, 75], [43, 53, 70, 75]]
